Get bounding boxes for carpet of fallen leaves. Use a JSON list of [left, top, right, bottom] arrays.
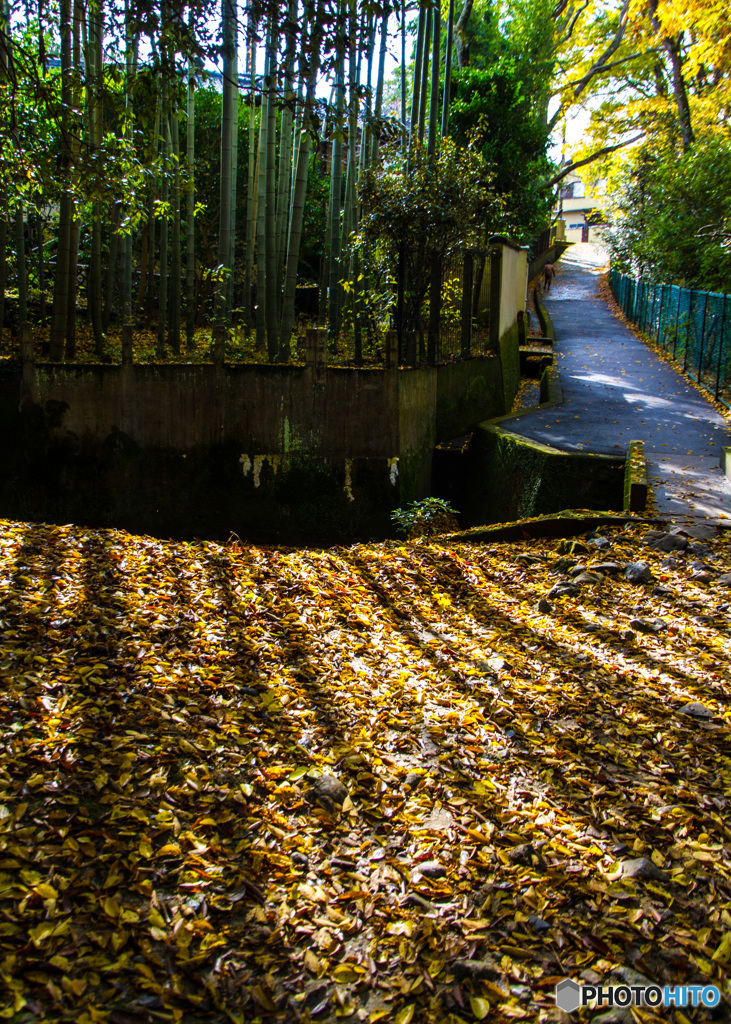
[[1, 516, 731, 1024]]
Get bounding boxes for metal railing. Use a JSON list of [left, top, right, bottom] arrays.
[[609, 269, 731, 409]]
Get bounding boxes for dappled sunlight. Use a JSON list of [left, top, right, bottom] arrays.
[[0, 519, 730, 1021]]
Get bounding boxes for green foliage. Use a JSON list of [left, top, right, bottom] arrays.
[[447, 0, 556, 241], [391, 497, 459, 539], [354, 139, 502, 330], [604, 139, 731, 291]]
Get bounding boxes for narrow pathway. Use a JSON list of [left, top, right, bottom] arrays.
[[499, 245, 731, 523]]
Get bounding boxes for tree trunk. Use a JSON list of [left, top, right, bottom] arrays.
[[648, 0, 693, 151], [454, 0, 474, 68], [65, 0, 82, 360], [327, 2, 346, 344], [170, 111, 181, 353], [215, 0, 235, 344], [427, 0, 441, 156], [442, 0, 455, 138], [255, 32, 269, 352], [186, 53, 196, 350], [102, 212, 120, 333], [278, 0, 325, 356], [49, 0, 73, 358], [371, 6, 389, 166], [15, 206, 27, 324], [121, 0, 136, 328], [265, 10, 279, 360], [418, 6, 431, 145], [0, 211, 6, 332], [66, 217, 79, 359], [407, 5, 426, 169], [227, 13, 239, 321], [157, 103, 169, 357], [243, 12, 257, 338], [275, 0, 297, 319], [89, 0, 104, 355]]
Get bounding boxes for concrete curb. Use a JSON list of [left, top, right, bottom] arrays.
[[447, 511, 665, 544], [534, 284, 556, 346], [624, 440, 649, 512]]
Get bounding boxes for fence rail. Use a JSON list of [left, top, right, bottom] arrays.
[[609, 269, 731, 410]]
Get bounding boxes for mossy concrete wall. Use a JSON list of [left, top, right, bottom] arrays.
[[463, 423, 625, 525], [0, 351, 509, 543]]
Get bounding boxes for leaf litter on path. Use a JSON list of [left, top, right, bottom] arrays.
[[0, 518, 730, 1023]]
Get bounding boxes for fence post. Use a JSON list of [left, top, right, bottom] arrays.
[[306, 327, 327, 372], [657, 285, 665, 348], [673, 286, 682, 359], [716, 294, 727, 400], [697, 291, 709, 385], [461, 251, 473, 357], [19, 321, 37, 409], [385, 330, 399, 370], [427, 253, 441, 365], [489, 242, 502, 354], [396, 244, 405, 366], [683, 289, 694, 373], [649, 284, 657, 338], [122, 324, 133, 365]]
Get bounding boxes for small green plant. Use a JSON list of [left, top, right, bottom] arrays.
[[391, 497, 460, 540]]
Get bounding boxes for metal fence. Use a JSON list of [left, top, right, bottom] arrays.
[[609, 269, 731, 409]]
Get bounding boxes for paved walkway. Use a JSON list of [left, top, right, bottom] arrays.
[[499, 245, 731, 523]]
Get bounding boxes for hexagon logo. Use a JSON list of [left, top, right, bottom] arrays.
[[555, 979, 582, 1013]]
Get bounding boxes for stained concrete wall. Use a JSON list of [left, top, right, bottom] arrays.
[[0, 352, 510, 543], [463, 423, 625, 525]]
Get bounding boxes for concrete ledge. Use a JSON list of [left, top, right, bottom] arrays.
[[448, 510, 664, 543], [533, 285, 556, 345], [624, 439, 649, 512], [539, 363, 563, 406], [722, 447, 731, 485], [463, 422, 625, 525], [519, 347, 553, 378]]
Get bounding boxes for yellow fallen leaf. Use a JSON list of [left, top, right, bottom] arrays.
[[333, 964, 361, 984], [304, 950, 320, 973], [34, 883, 58, 900], [103, 896, 120, 918], [394, 1005, 415, 1024], [470, 996, 491, 1020]]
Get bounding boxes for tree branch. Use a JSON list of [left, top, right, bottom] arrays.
[[548, 52, 649, 97], [572, 0, 630, 99], [554, 0, 590, 51], [543, 133, 645, 190]]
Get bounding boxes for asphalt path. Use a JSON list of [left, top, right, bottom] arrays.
[[498, 245, 731, 523]]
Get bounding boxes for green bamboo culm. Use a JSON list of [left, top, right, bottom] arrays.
[[243, 12, 257, 339], [407, 4, 426, 172], [185, 42, 196, 350], [215, 0, 236, 354], [49, 0, 73, 358], [327, 0, 346, 345], [278, 0, 326, 358], [264, 8, 279, 360]]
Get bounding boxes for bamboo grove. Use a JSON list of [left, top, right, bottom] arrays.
[[4, 0, 718, 364], [0, 0, 485, 365]]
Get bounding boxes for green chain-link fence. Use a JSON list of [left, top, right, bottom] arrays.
[[609, 269, 731, 410]]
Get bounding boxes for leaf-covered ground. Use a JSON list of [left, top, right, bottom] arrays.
[[1, 517, 731, 1024]]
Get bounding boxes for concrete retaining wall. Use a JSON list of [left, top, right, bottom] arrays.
[[463, 423, 625, 525], [0, 352, 510, 543]]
